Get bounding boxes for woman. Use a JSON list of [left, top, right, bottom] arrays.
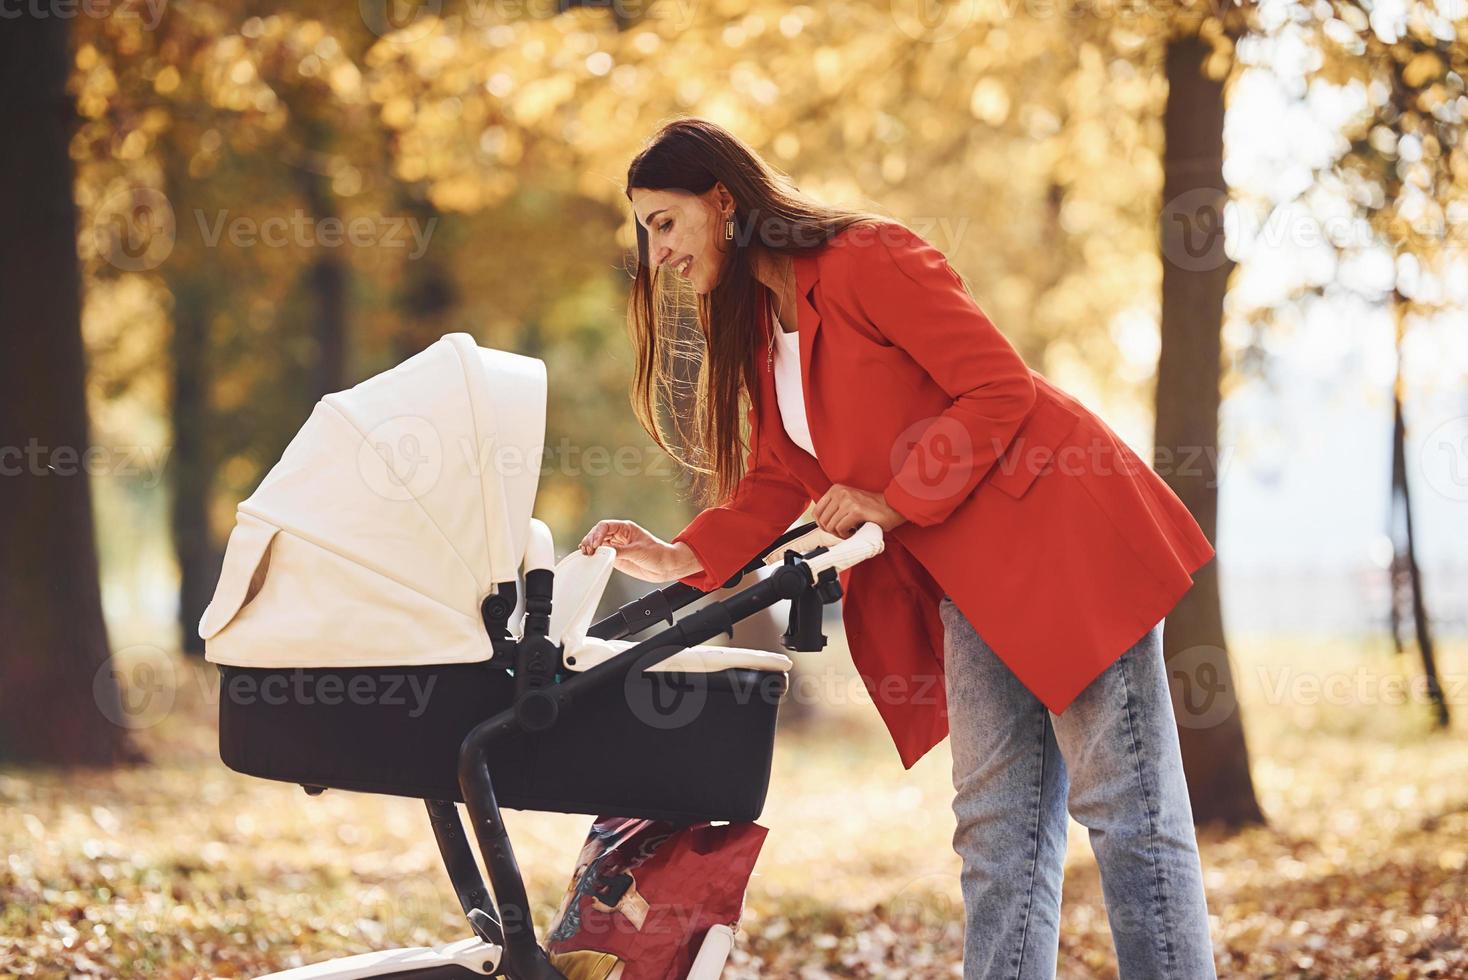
[[579, 118, 1219, 980]]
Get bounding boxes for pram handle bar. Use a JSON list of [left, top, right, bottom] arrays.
[[800, 520, 885, 577], [587, 518, 852, 642], [456, 552, 833, 980]]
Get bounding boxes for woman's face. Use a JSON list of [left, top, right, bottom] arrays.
[[630, 186, 729, 295]]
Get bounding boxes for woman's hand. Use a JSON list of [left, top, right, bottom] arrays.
[[812, 483, 908, 537], [578, 519, 702, 582]]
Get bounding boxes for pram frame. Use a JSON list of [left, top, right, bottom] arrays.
[[460, 530, 834, 978], [256, 520, 858, 980]]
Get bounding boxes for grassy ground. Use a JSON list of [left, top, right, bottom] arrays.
[[2, 629, 1465, 978]]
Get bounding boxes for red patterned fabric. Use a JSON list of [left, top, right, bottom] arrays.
[[545, 817, 768, 979]]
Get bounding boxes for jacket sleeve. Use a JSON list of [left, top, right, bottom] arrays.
[[849, 225, 1037, 528], [669, 401, 812, 592]]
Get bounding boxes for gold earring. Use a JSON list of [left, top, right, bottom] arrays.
[[724, 216, 734, 241]]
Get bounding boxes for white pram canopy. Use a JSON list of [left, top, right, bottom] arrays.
[[200, 333, 793, 677]]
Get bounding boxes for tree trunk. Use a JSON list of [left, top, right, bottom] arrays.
[[1388, 552, 1408, 656], [300, 150, 348, 398], [0, 12, 138, 765], [168, 275, 218, 655], [1155, 35, 1264, 828], [162, 137, 219, 657], [1388, 307, 1447, 726], [393, 189, 457, 361]]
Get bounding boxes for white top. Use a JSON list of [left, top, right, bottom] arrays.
[[771, 301, 817, 458]]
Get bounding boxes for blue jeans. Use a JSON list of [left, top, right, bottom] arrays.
[[940, 596, 1217, 979]]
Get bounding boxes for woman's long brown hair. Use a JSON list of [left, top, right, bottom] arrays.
[[625, 117, 890, 508]]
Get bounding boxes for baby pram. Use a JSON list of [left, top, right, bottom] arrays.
[[199, 333, 886, 979]]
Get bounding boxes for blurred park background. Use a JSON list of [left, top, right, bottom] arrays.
[[3, 0, 1468, 976]]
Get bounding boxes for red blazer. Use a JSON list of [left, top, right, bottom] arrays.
[[671, 220, 1215, 769]]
